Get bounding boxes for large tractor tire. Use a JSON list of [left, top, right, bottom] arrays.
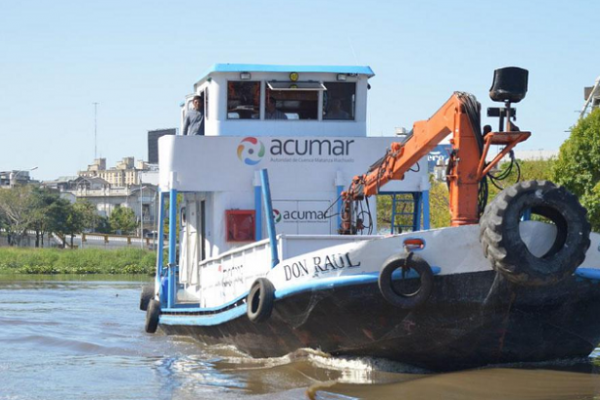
[[480, 180, 591, 286]]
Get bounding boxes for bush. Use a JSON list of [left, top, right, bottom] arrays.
[[554, 108, 600, 231], [0, 247, 156, 275]]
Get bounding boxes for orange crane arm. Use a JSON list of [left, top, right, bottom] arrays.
[[340, 92, 529, 232]]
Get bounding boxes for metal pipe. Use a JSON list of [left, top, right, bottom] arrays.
[[335, 171, 344, 233], [422, 190, 430, 230], [260, 169, 279, 268], [168, 188, 178, 308], [254, 172, 262, 240], [156, 192, 165, 299], [140, 177, 144, 249], [413, 192, 422, 231]]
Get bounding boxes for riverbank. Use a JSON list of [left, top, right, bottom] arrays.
[[0, 247, 155, 274]]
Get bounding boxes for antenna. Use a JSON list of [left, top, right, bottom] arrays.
[[93, 102, 99, 160]]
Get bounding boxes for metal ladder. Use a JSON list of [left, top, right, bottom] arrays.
[[388, 192, 422, 234]]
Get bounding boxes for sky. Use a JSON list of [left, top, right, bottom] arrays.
[[1, 0, 598, 181]]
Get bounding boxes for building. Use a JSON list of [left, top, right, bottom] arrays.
[[78, 157, 149, 187], [0, 170, 37, 188], [47, 158, 160, 235], [41, 176, 78, 192], [60, 183, 158, 233]]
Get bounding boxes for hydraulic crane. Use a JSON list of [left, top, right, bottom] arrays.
[[340, 67, 531, 234]]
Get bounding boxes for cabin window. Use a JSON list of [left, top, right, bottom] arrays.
[[227, 81, 260, 120], [323, 82, 356, 120], [266, 87, 318, 120]]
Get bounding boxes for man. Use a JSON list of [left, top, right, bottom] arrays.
[[265, 96, 287, 120], [183, 95, 205, 135], [325, 98, 350, 120]]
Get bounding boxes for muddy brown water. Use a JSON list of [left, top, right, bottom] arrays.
[[2, 275, 600, 400]]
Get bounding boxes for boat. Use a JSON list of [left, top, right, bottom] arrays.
[[140, 64, 600, 371]]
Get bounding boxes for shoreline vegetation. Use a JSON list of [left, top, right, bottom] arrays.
[[0, 248, 156, 275]]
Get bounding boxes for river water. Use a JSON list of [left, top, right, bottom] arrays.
[[2, 276, 600, 400]]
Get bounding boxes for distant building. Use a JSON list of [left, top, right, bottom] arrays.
[[148, 128, 176, 164], [43, 157, 161, 234], [42, 176, 78, 192], [584, 85, 600, 110], [0, 170, 37, 188], [78, 157, 149, 187], [427, 144, 452, 173], [61, 184, 158, 233]]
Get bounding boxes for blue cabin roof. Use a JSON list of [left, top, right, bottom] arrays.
[[197, 63, 375, 83]]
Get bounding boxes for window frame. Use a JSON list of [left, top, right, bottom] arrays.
[[322, 81, 357, 122], [226, 80, 262, 121]]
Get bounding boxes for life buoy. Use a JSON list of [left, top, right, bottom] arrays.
[[145, 299, 161, 334], [139, 284, 155, 311], [247, 278, 275, 323], [480, 180, 591, 286], [378, 252, 434, 309]]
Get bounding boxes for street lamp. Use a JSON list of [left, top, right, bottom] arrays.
[[10, 166, 38, 186], [140, 175, 144, 249]]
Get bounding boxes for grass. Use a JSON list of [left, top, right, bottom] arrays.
[[0, 247, 156, 275]]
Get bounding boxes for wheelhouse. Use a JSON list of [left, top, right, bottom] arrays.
[[183, 64, 374, 137]]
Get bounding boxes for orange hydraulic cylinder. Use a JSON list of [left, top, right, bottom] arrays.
[[446, 110, 482, 226]]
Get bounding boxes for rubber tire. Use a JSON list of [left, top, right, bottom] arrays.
[[247, 278, 275, 323], [378, 252, 434, 309], [480, 180, 591, 286], [145, 299, 161, 334], [139, 284, 155, 311]]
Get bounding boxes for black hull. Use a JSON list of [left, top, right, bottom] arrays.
[[159, 271, 600, 371]]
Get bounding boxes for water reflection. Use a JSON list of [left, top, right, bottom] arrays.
[[2, 276, 600, 400]]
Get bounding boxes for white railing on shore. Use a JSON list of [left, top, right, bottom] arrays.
[[0, 229, 166, 250]]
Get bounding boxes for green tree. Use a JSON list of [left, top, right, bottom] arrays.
[[65, 203, 85, 248], [429, 179, 451, 228], [95, 215, 111, 234], [46, 198, 73, 248], [0, 185, 35, 246], [163, 193, 183, 240], [73, 200, 98, 232], [109, 206, 138, 235], [487, 157, 556, 200], [29, 187, 60, 247], [553, 108, 600, 230]]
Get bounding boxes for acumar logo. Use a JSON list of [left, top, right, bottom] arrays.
[[237, 137, 265, 165], [273, 209, 282, 223], [272, 208, 327, 223]]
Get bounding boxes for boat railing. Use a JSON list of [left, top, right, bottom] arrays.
[[188, 234, 381, 308]]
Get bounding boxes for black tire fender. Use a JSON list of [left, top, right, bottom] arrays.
[[378, 252, 434, 309], [247, 278, 275, 323], [140, 284, 155, 311], [480, 180, 591, 286], [145, 299, 161, 334]]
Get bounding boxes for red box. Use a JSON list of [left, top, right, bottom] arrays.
[[226, 210, 255, 242]]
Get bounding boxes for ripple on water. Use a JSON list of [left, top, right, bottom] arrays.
[[3, 278, 600, 400]]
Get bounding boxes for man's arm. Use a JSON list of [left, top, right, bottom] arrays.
[[182, 114, 189, 135]]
